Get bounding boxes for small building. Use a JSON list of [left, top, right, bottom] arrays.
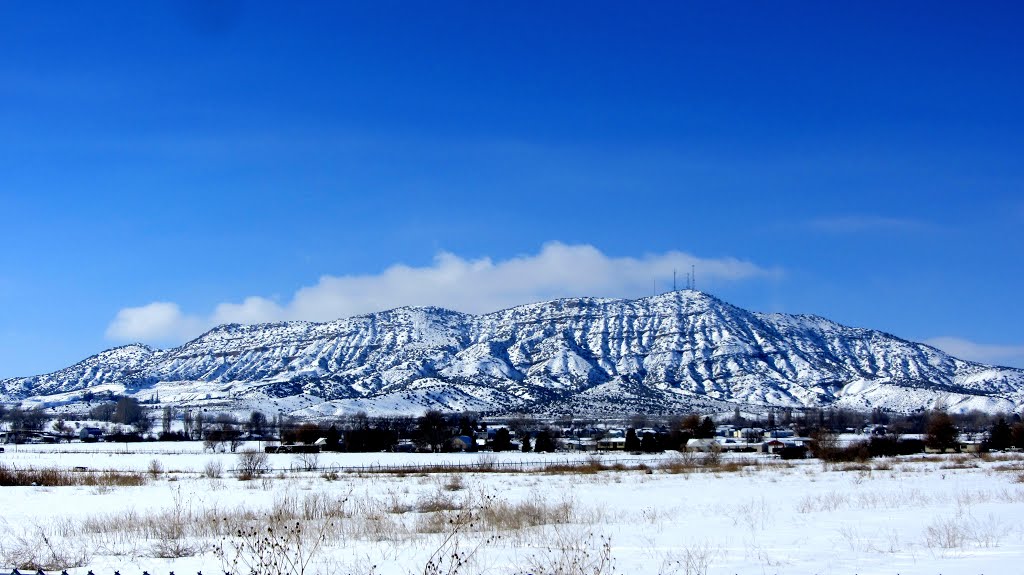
[[597, 437, 627, 451], [718, 438, 758, 452], [393, 440, 417, 453], [449, 435, 475, 452], [686, 438, 722, 452], [734, 428, 764, 441], [560, 438, 597, 452], [80, 427, 104, 442]]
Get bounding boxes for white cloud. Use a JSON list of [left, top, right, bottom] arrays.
[[105, 302, 205, 342], [106, 242, 780, 344], [924, 336, 1024, 369]]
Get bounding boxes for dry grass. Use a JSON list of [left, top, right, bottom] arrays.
[[6, 448, 1021, 571], [0, 463, 145, 487], [0, 524, 90, 571]]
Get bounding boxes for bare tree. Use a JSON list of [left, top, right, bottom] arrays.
[[247, 410, 267, 437], [926, 411, 959, 453], [161, 405, 174, 436], [417, 409, 452, 453], [236, 449, 270, 480]]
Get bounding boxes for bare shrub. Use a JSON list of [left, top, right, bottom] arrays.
[[702, 445, 722, 468], [443, 474, 465, 491], [519, 528, 616, 575], [148, 488, 200, 558], [796, 491, 850, 514], [147, 459, 164, 479], [294, 452, 319, 472], [658, 542, 720, 575], [237, 449, 270, 480], [475, 492, 575, 531], [204, 459, 224, 479], [215, 518, 330, 575], [476, 453, 498, 471], [88, 470, 147, 487], [422, 509, 497, 575], [839, 463, 871, 472], [872, 459, 893, 471], [924, 516, 970, 549], [415, 490, 462, 514], [659, 452, 699, 474], [728, 497, 772, 531]]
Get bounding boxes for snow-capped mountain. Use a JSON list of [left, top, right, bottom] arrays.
[[3, 291, 1023, 416]]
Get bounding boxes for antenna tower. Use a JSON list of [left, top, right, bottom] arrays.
[[673, 269, 677, 292], [691, 264, 696, 291]]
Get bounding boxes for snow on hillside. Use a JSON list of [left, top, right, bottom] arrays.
[[4, 291, 1024, 416]]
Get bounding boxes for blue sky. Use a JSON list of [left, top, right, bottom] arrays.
[[2, 1, 1023, 377]]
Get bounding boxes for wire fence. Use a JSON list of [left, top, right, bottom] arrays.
[[229, 455, 684, 475]]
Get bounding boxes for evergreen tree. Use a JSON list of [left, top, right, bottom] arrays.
[[697, 417, 716, 439], [324, 424, 341, 451], [624, 428, 641, 452], [492, 428, 511, 452], [1011, 421, 1024, 449], [535, 429, 556, 452], [521, 434, 532, 453], [640, 432, 660, 453], [988, 417, 1012, 450]]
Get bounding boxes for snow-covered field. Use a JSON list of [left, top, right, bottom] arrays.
[[2, 443, 1023, 574]]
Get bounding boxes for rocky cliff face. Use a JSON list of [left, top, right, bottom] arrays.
[[4, 291, 1023, 416]]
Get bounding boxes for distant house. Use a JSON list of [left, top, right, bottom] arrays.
[[597, 437, 627, 451], [925, 440, 982, 454], [734, 428, 764, 442], [449, 436, 475, 452], [79, 427, 104, 442], [718, 438, 758, 452], [686, 438, 721, 452], [393, 440, 416, 453], [561, 438, 597, 452]]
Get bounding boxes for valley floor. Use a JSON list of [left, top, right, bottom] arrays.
[[1, 443, 1023, 574]]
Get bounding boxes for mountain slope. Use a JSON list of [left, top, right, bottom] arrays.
[[3, 291, 1023, 416]]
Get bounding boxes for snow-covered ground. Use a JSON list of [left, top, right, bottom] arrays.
[[2, 444, 1023, 574]]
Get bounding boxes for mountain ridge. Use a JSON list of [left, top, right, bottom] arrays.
[[3, 291, 1023, 417]]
